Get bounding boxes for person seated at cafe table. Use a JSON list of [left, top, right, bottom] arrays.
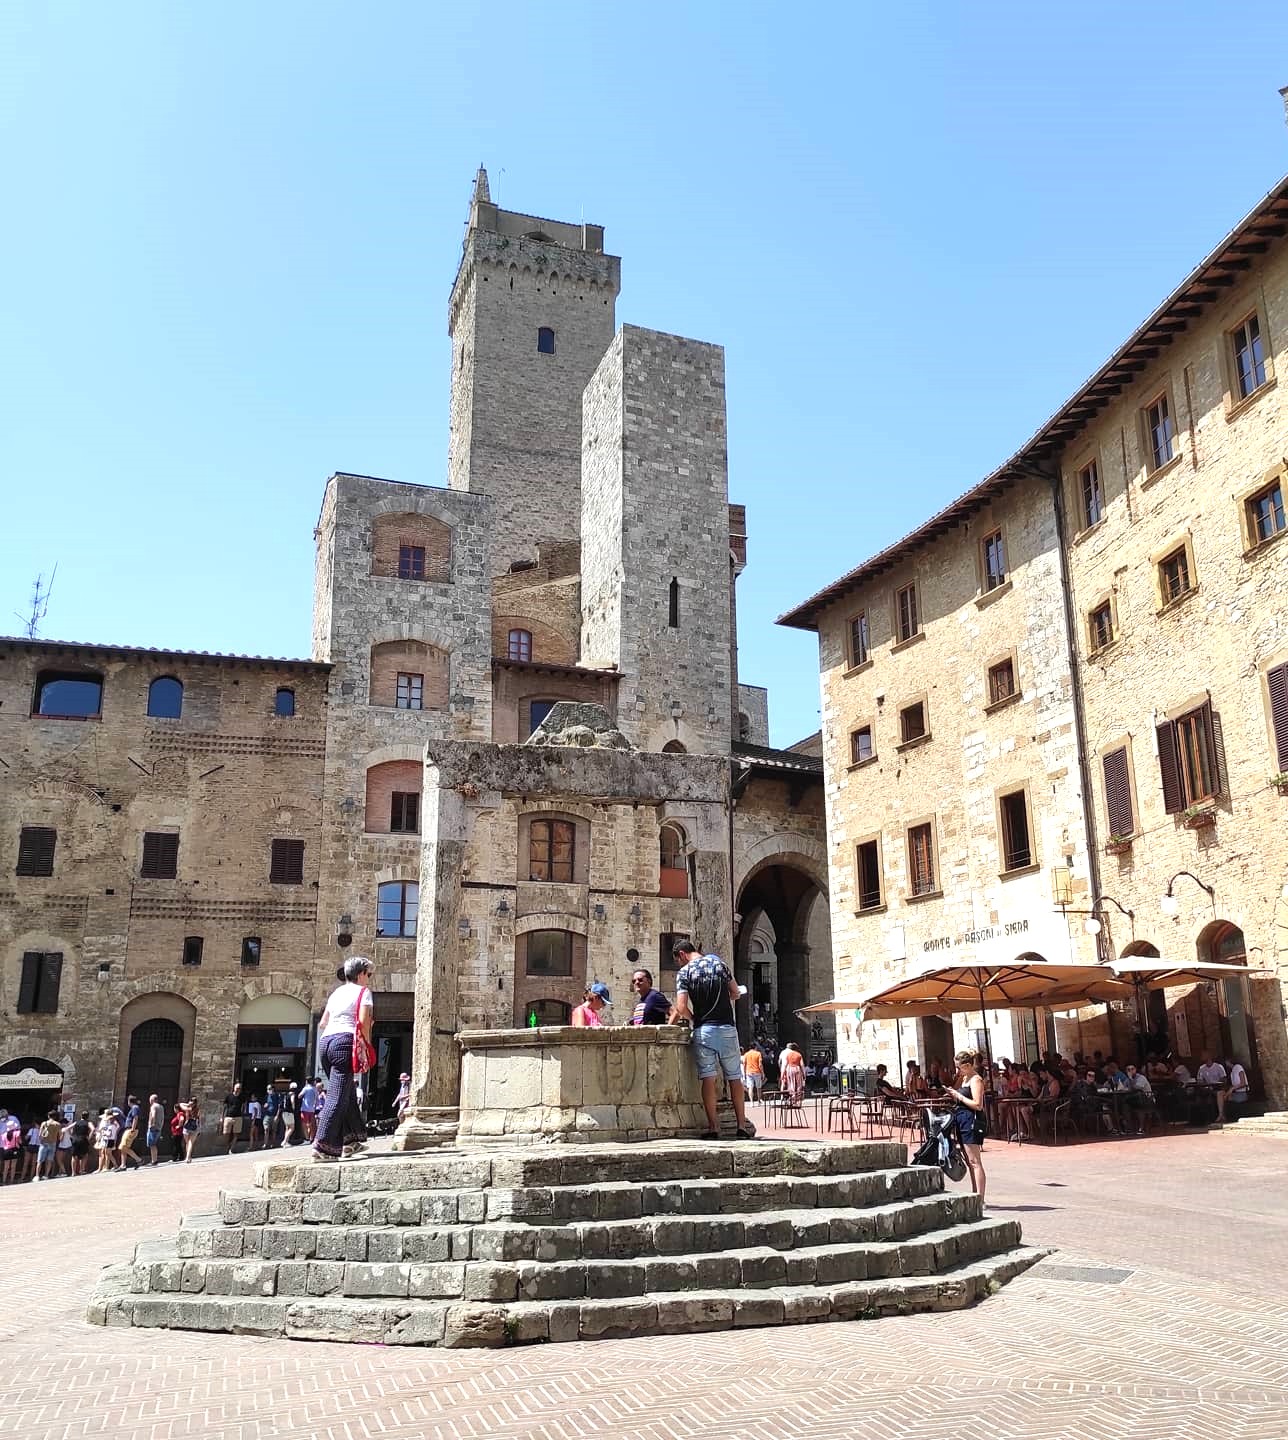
[[1226, 1056, 1250, 1122], [1197, 1054, 1229, 1122], [1145, 1053, 1173, 1082], [1124, 1064, 1154, 1135], [905, 1061, 929, 1098], [1100, 1057, 1129, 1089], [873, 1064, 903, 1100], [1171, 1059, 1194, 1084]]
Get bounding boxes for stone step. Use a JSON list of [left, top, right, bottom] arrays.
[[219, 1162, 940, 1228], [179, 1191, 979, 1265], [249, 1140, 908, 1197], [140, 1214, 1020, 1301], [92, 1243, 1045, 1344]]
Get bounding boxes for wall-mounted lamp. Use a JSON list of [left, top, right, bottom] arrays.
[[669, 701, 683, 718], [1160, 870, 1216, 917], [97, 962, 111, 982], [496, 897, 510, 917], [629, 902, 642, 921]]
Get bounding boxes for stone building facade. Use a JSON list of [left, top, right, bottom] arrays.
[[1, 171, 832, 1128], [783, 172, 1288, 1103]]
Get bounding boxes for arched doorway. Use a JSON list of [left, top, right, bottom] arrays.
[[0, 1055, 65, 1121], [126, 1020, 184, 1110], [1197, 920, 1258, 1079], [234, 995, 311, 1101]]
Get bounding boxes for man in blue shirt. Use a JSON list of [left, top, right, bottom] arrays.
[[628, 967, 670, 1025], [669, 941, 756, 1141]]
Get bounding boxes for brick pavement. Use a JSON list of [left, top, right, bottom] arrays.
[[1, 1129, 1286, 1440]]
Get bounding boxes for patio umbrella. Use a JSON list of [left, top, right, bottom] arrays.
[[1108, 958, 1275, 1057]]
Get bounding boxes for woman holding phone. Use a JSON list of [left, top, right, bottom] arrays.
[[943, 1050, 987, 1204]]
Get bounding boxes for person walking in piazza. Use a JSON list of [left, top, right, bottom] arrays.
[[168, 1101, 185, 1162], [279, 1083, 299, 1146], [35, 1109, 63, 1181], [311, 955, 375, 1162], [118, 1095, 143, 1170], [668, 940, 756, 1141], [145, 1094, 166, 1165], [741, 1042, 765, 1100], [69, 1111, 94, 1175], [262, 1085, 282, 1148], [244, 1092, 263, 1149], [394, 1072, 411, 1122], [182, 1098, 202, 1163], [220, 1082, 245, 1154], [299, 1077, 320, 1141]]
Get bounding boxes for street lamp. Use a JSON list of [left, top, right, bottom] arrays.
[[1160, 870, 1216, 917]]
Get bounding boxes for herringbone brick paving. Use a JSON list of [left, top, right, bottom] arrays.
[[1, 1130, 1284, 1440]]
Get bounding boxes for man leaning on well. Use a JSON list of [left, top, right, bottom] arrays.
[[668, 940, 756, 1141]]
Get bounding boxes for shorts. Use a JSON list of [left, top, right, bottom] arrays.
[[221, 1117, 244, 1136], [954, 1107, 986, 1146], [36, 1143, 56, 1165], [119, 1129, 138, 1150], [71, 1140, 90, 1159], [692, 1024, 743, 1081], [146, 1128, 162, 1148]]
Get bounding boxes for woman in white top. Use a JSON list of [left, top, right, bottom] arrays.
[[312, 955, 375, 1161]]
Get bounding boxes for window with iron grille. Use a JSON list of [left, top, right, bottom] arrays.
[[896, 583, 919, 642], [856, 840, 883, 912], [181, 936, 204, 967], [987, 658, 1016, 707], [376, 881, 418, 938], [390, 791, 420, 833], [850, 725, 873, 765], [1230, 313, 1267, 400], [16, 825, 56, 877], [1101, 747, 1135, 839], [848, 611, 869, 668], [1247, 481, 1285, 546], [1079, 459, 1103, 528], [1158, 547, 1192, 605], [240, 936, 262, 967], [981, 529, 1007, 591], [398, 544, 426, 580], [899, 701, 926, 744], [269, 838, 305, 885], [998, 789, 1033, 872], [17, 951, 62, 1013], [1268, 663, 1288, 774], [508, 629, 533, 662], [141, 831, 179, 879], [1145, 393, 1175, 470], [529, 818, 575, 883], [1157, 700, 1225, 812], [907, 823, 935, 896], [1088, 601, 1114, 652], [396, 672, 424, 710]]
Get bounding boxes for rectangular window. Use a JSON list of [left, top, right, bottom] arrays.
[[529, 818, 575, 883], [1079, 459, 1103, 528], [390, 792, 420, 834], [907, 822, 935, 896], [856, 839, 883, 912], [398, 544, 426, 581], [895, 583, 919, 643], [987, 658, 1016, 707], [1158, 547, 1192, 606], [525, 930, 573, 976], [181, 936, 204, 967], [848, 611, 870, 668], [1268, 662, 1288, 773], [269, 838, 305, 885], [1157, 700, 1224, 811], [998, 789, 1033, 872], [1145, 392, 1175, 470], [140, 831, 179, 879], [15, 825, 56, 877], [1102, 746, 1135, 839], [1230, 313, 1267, 400], [240, 936, 262, 967], [17, 951, 62, 1014], [981, 529, 1007, 591], [899, 700, 927, 744], [1248, 481, 1285, 546], [1088, 601, 1114, 653], [850, 725, 874, 765], [395, 672, 424, 710]]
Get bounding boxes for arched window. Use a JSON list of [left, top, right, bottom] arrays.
[[659, 823, 688, 898], [147, 676, 183, 719], [529, 818, 575, 883], [376, 881, 419, 938], [668, 578, 680, 627], [661, 740, 687, 754], [508, 629, 533, 662], [33, 670, 103, 718], [525, 999, 571, 1026], [274, 687, 296, 717], [537, 327, 556, 354]]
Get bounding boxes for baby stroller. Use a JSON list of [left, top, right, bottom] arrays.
[[911, 1107, 968, 1182]]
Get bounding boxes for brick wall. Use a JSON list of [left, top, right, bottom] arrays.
[[369, 640, 450, 710], [371, 511, 451, 583], [364, 760, 423, 833]]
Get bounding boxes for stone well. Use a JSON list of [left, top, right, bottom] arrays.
[[456, 1024, 709, 1145]]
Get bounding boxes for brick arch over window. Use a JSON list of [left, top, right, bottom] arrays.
[[365, 760, 423, 833], [369, 640, 449, 709], [492, 614, 577, 666], [371, 512, 452, 583], [114, 992, 198, 1108]]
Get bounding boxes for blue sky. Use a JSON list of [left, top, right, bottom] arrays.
[[3, 3, 1287, 744]]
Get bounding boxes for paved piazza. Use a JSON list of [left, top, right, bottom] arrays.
[[3, 1131, 1285, 1440]]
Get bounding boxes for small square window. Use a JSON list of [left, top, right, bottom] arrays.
[[848, 612, 869, 668], [850, 725, 874, 765], [1088, 602, 1114, 653], [899, 701, 926, 744], [981, 529, 1007, 591], [1230, 313, 1267, 401], [1158, 547, 1192, 606], [1145, 392, 1175, 470], [895, 583, 919, 643], [181, 936, 204, 967], [1247, 481, 1285, 546], [987, 657, 1016, 706], [1079, 460, 1103, 528], [508, 629, 533, 663], [856, 839, 883, 912], [398, 544, 426, 580], [240, 936, 262, 967]]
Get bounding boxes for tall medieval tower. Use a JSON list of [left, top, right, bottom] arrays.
[[446, 168, 621, 577]]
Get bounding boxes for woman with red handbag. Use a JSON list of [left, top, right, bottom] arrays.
[[312, 955, 376, 1162]]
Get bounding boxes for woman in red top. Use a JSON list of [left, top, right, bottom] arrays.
[[571, 982, 612, 1026]]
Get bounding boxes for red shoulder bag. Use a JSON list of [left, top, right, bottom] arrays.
[[352, 987, 376, 1074]]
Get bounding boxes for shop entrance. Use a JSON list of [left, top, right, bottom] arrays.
[[234, 995, 312, 1103], [126, 1021, 184, 1109], [0, 1055, 64, 1122]]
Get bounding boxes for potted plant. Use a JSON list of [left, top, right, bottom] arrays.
[[1271, 773, 1288, 796], [1181, 803, 1217, 830], [1103, 833, 1134, 855]]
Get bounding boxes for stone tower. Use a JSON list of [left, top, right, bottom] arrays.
[[446, 167, 621, 577]]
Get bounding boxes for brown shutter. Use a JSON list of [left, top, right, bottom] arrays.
[[1102, 748, 1134, 838], [1156, 720, 1183, 813], [16, 826, 57, 877], [39, 953, 62, 1013], [1203, 704, 1229, 799], [18, 953, 41, 1013], [270, 838, 305, 885], [141, 831, 179, 878], [1269, 664, 1288, 772]]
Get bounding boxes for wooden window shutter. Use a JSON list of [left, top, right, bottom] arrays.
[[16, 826, 57, 877], [1203, 702, 1230, 799], [1270, 663, 1288, 773], [573, 932, 588, 975], [1156, 720, 1183, 814], [39, 953, 62, 1013], [18, 953, 41, 1013], [141, 831, 179, 878], [1102, 748, 1134, 838], [270, 838, 305, 885]]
